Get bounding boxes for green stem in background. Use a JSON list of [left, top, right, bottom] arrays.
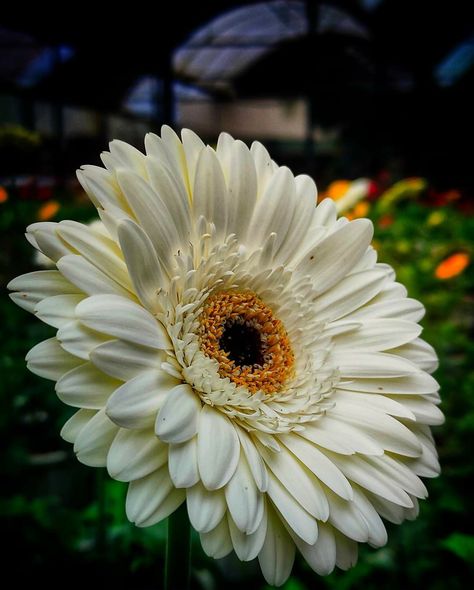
[[165, 503, 191, 590]]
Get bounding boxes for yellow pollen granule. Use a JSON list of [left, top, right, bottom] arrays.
[[199, 290, 294, 394]]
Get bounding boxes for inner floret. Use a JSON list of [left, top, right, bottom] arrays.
[[199, 290, 294, 394]]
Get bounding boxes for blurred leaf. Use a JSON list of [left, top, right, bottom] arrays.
[[441, 533, 474, 562]]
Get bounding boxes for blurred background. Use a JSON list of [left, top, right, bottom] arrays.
[[1, 1, 473, 588]]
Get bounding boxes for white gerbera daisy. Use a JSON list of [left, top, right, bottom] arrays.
[[8, 127, 443, 586]]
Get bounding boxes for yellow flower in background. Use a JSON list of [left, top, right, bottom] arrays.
[[38, 200, 60, 221], [0, 186, 8, 203], [427, 211, 445, 227], [378, 178, 427, 213], [435, 252, 470, 280]]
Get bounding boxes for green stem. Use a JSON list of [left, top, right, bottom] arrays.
[[165, 503, 191, 590]]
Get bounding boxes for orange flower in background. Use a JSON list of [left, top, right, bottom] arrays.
[[346, 200, 370, 220], [435, 252, 470, 280], [37, 200, 60, 221], [323, 180, 351, 201], [0, 186, 8, 203], [379, 214, 394, 228]]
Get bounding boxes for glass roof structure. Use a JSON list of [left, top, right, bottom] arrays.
[[173, 1, 369, 88]]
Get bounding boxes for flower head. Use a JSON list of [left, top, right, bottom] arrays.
[[9, 128, 443, 586]]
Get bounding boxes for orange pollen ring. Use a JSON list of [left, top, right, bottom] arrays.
[[198, 290, 294, 394]]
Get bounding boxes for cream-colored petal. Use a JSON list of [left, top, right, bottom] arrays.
[[258, 503, 295, 587], [56, 362, 120, 409], [155, 384, 201, 444], [107, 369, 178, 429], [107, 428, 167, 482], [74, 408, 119, 467], [186, 482, 226, 533], [35, 294, 84, 328], [76, 294, 171, 350], [26, 338, 83, 381], [197, 405, 240, 490]]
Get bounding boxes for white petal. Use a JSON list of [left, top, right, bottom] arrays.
[[352, 486, 387, 547], [298, 422, 356, 455], [155, 384, 201, 443], [145, 155, 191, 246], [107, 428, 167, 482], [313, 198, 337, 226], [328, 401, 422, 457], [387, 395, 445, 426], [237, 429, 268, 492], [74, 408, 119, 467], [107, 369, 178, 429], [115, 169, 179, 271], [76, 294, 171, 350], [333, 351, 419, 378], [267, 475, 318, 544], [277, 174, 317, 265], [332, 319, 422, 352], [181, 127, 205, 192], [26, 338, 82, 381], [186, 481, 226, 533], [168, 437, 199, 488], [90, 340, 162, 381], [297, 219, 374, 294], [303, 418, 383, 456], [197, 405, 240, 490], [200, 517, 233, 559], [117, 218, 169, 311], [57, 320, 109, 360], [8, 270, 78, 313], [338, 372, 439, 395], [350, 298, 425, 322], [250, 141, 275, 197], [35, 294, 84, 328], [314, 269, 387, 321], [225, 139, 257, 240], [126, 465, 185, 527], [293, 521, 337, 576], [256, 440, 329, 520], [388, 338, 439, 373], [109, 139, 147, 175], [160, 126, 190, 191], [279, 434, 353, 501], [335, 532, 358, 570], [225, 454, 261, 534], [56, 362, 120, 408], [192, 146, 229, 238], [247, 166, 296, 252], [333, 390, 416, 420], [328, 453, 413, 507], [27, 221, 71, 261], [258, 504, 295, 587], [57, 220, 133, 291], [57, 254, 133, 298], [60, 409, 96, 443], [77, 165, 126, 211], [228, 506, 267, 561], [325, 490, 369, 543]]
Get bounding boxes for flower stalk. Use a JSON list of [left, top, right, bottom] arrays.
[[165, 503, 191, 590]]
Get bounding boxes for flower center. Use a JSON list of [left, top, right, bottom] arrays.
[[199, 290, 294, 394]]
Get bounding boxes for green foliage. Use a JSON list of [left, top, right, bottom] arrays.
[[1, 190, 473, 589]]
